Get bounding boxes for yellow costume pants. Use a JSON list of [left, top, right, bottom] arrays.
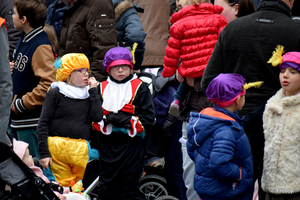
[[48, 136, 89, 187]]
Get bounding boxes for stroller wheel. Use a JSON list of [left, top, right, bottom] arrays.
[[139, 175, 168, 200], [154, 195, 180, 200]]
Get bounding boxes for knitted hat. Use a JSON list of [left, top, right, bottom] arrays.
[[268, 45, 300, 72], [206, 73, 263, 108], [103, 47, 134, 73], [13, 138, 29, 160], [54, 53, 90, 82]]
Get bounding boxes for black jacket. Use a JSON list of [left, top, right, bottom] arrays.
[[201, 0, 300, 117]]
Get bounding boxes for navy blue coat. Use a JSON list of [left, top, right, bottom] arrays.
[[113, 0, 146, 70], [187, 106, 253, 200], [45, 0, 67, 41]]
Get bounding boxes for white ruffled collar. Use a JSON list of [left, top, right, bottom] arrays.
[[51, 82, 89, 99], [102, 74, 137, 113]]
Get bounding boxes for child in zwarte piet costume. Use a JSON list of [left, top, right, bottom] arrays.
[[37, 53, 103, 187], [187, 73, 262, 200], [93, 47, 155, 200]]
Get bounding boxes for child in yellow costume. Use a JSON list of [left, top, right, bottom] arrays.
[[37, 53, 103, 187]]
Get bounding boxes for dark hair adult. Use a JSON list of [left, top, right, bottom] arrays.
[[235, 0, 256, 17], [214, 0, 256, 23], [202, 0, 299, 117]]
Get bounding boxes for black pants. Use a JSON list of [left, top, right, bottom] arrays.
[[97, 132, 145, 200]]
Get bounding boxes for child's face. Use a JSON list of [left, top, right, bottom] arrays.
[[236, 95, 245, 111], [109, 65, 131, 81], [68, 68, 90, 87], [23, 148, 34, 167], [280, 67, 300, 96], [12, 7, 23, 30]]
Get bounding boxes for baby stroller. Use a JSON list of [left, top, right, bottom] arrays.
[[0, 133, 61, 200]]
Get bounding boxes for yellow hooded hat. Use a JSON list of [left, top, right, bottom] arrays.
[[55, 53, 90, 82]]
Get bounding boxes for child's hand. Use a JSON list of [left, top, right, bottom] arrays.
[[186, 77, 195, 87], [11, 103, 19, 114], [40, 157, 52, 170], [176, 69, 184, 83], [88, 77, 98, 88], [10, 61, 14, 75], [59, 194, 66, 200]]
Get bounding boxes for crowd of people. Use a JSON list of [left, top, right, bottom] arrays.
[[0, 0, 300, 200]]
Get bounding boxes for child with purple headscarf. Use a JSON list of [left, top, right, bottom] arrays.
[[186, 73, 262, 200], [92, 47, 155, 200], [262, 46, 300, 199]]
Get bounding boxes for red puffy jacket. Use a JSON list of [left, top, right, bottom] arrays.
[[162, 3, 227, 78]]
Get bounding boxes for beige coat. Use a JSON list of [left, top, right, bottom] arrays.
[[132, 0, 170, 67], [262, 88, 300, 194]]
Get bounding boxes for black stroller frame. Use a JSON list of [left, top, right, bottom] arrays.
[[0, 133, 61, 200], [82, 160, 178, 200]]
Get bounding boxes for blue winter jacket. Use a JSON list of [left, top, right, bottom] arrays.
[[113, 0, 146, 70], [45, 0, 67, 41], [187, 106, 253, 200]]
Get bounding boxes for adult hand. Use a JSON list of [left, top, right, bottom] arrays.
[[88, 77, 98, 88], [186, 77, 195, 87], [176, 69, 184, 83], [40, 157, 52, 170], [10, 61, 14, 75]]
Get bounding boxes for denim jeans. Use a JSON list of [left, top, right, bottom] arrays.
[[173, 82, 189, 102]]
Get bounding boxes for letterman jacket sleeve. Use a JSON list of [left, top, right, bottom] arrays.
[[14, 45, 56, 112]]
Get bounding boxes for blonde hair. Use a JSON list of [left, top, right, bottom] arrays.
[[179, 0, 210, 6], [194, 0, 210, 5], [44, 23, 58, 53]]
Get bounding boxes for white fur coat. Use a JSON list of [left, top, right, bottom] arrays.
[[262, 88, 300, 194]]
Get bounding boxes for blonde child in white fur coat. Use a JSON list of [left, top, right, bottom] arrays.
[[262, 47, 300, 199]]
